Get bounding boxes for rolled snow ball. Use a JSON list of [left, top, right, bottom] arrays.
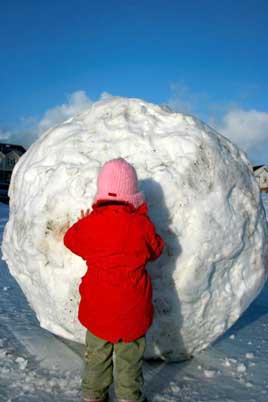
[[2, 97, 268, 362]]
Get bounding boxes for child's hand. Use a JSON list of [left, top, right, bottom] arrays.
[[78, 209, 90, 220]]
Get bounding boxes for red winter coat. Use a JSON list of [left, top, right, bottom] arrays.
[[63, 201, 164, 343]]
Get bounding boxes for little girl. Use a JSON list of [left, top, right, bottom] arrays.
[[64, 158, 164, 402]]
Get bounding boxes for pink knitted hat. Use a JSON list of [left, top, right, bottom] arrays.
[[93, 158, 145, 209]]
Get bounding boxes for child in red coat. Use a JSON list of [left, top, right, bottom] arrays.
[[64, 158, 164, 402]]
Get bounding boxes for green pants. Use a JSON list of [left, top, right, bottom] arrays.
[[82, 329, 146, 402]]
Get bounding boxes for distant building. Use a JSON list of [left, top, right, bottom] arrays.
[[0, 143, 26, 182], [253, 165, 268, 193]]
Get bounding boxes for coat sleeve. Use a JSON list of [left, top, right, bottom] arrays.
[[143, 216, 165, 261], [63, 218, 89, 260]]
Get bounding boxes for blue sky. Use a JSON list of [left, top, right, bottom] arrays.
[[0, 0, 267, 163]]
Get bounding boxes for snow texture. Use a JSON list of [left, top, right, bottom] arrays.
[[1, 200, 268, 402], [1, 97, 268, 362]]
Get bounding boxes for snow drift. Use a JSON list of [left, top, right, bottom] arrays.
[[2, 97, 268, 362]]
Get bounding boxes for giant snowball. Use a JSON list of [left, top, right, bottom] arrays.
[[2, 97, 268, 362]]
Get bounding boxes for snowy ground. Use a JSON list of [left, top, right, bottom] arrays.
[[1, 193, 268, 402]]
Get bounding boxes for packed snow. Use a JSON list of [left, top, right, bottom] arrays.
[[262, 192, 268, 221], [1, 97, 268, 362], [1, 179, 268, 401]]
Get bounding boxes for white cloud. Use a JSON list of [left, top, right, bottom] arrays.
[[165, 82, 209, 116], [99, 91, 113, 100], [211, 108, 268, 165], [0, 90, 104, 148], [212, 108, 268, 149], [0, 129, 11, 141], [37, 90, 93, 134], [164, 82, 267, 165]]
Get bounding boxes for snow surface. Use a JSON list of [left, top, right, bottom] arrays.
[[1, 200, 268, 402], [262, 192, 268, 222], [1, 97, 268, 362]]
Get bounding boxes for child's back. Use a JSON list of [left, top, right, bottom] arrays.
[[64, 199, 163, 343], [63, 158, 164, 402]]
